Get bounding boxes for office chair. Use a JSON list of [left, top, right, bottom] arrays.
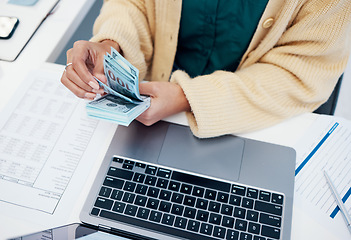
[[314, 74, 343, 115]]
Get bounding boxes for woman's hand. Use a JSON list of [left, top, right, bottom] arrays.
[[136, 81, 191, 126], [60, 39, 120, 100]]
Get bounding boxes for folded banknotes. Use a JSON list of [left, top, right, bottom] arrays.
[[86, 47, 150, 126]]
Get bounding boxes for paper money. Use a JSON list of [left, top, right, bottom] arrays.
[[86, 47, 150, 126]]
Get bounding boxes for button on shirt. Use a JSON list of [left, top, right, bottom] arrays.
[[174, 0, 269, 78]]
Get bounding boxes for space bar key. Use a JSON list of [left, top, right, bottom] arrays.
[[171, 171, 231, 192]]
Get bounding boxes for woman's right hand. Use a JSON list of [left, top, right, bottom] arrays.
[[60, 39, 120, 100]]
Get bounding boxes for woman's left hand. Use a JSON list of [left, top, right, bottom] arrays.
[[136, 82, 191, 126]]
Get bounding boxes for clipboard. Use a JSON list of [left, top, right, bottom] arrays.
[[0, 0, 59, 61]]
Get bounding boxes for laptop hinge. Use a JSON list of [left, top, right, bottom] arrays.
[[98, 224, 112, 232]]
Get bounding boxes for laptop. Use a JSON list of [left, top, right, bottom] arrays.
[[12, 120, 296, 240]]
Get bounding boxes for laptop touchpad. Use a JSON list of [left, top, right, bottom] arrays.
[[157, 124, 245, 182]]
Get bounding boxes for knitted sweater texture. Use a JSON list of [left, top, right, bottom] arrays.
[[91, 0, 351, 138]]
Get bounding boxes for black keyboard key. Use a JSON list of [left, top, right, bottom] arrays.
[[124, 160, 135, 165], [239, 232, 252, 240], [133, 173, 145, 183], [171, 192, 184, 204], [221, 204, 233, 216], [145, 175, 157, 186], [107, 167, 133, 180], [147, 187, 160, 198], [217, 192, 229, 203], [122, 192, 135, 203], [246, 210, 259, 222], [184, 207, 196, 219], [174, 216, 187, 229], [149, 210, 162, 223], [159, 189, 172, 201], [261, 225, 280, 239], [233, 207, 246, 219], [226, 229, 239, 240], [272, 193, 284, 205], [200, 223, 213, 236], [157, 168, 171, 178], [196, 198, 209, 210], [248, 222, 260, 235], [242, 197, 254, 209], [113, 157, 124, 163], [187, 220, 200, 232], [253, 236, 266, 240], [180, 184, 192, 194], [94, 197, 113, 210], [99, 186, 112, 197], [135, 195, 147, 207], [146, 198, 159, 209], [103, 177, 124, 189], [161, 213, 175, 226], [213, 226, 226, 239], [145, 165, 157, 175], [122, 163, 133, 170], [184, 195, 196, 207], [171, 204, 184, 216], [168, 181, 181, 191], [246, 188, 258, 199], [259, 213, 281, 227], [112, 202, 126, 213], [209, 213, 222, 225], [172, 171, 231, 192], [234, 219, 248, 231], [193, 186, 205, 197], [135, 184, 148, 195], [91, 207, 100, 216], [232, 185, 246, 196], [254, 201, 282, 216], [196, 210, 209, 222], [136, 207, 150, 219], [159, 201, 172, 213], [123, 181, 136, 192], [222, 216, 234, 228], [259, 191, 271, 202], [111, 189, 123, 200], [124, 204, 138, 216], [135, 162, 146, 168], [204, 189, 217, 200], [208, 201, 221, 213], [229, 195, 242, 206], [156, 178, 169, 189]]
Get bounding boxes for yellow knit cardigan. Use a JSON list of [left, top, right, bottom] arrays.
[[91, 0, 351, 138]]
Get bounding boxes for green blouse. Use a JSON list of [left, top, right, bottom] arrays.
[[174, 0, 269, 78]]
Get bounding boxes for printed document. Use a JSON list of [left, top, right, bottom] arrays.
[[293, 114, 351, 239], [0, 65, 116, 238]]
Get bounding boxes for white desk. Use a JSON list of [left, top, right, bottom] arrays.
[[0, 1, 349, 239]]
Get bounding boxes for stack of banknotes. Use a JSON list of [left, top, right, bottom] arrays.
[[86, 47, 150, 126]]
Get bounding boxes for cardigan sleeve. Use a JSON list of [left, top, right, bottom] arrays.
[[90, 0, 153, 81], [171, 0, 351, 138]]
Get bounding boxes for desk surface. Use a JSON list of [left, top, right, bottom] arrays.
[[0, 1, 349, 240]]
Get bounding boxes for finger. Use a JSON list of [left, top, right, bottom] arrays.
[[139, 82, 156, 96], [70, 41, 100, 89], [65, 65, 93, 92], [61, 72, 97, 100]]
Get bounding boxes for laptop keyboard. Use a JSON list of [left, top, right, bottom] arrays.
[[90, 157, 285, 240]]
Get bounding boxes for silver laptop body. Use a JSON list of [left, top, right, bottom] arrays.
[[80, 121, 296, 240]]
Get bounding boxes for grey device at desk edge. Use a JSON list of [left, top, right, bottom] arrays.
[[80, 121, 296, 240]]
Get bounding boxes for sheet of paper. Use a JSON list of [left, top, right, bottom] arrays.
[[292, 114, 351, 239], [0, 64, 116, 239]]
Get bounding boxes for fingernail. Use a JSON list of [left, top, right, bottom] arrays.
[[85, 92, 96, 99], [88, 81, 100, 90], [92, 88, 105, 94]]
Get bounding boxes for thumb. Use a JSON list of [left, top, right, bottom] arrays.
[[139, 82, 155, 96]]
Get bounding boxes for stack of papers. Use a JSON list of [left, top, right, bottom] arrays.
[[86, 47, 150, 126]]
